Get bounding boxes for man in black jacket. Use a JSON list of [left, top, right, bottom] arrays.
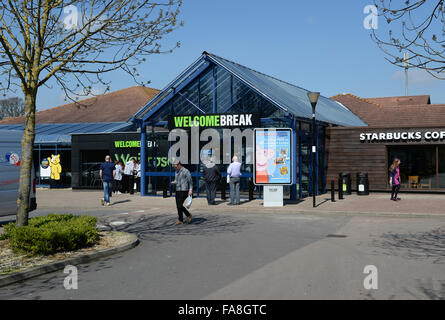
[[203, 157, 221, 205]]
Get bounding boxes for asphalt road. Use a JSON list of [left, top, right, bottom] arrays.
[[1, 209, 444, 299]]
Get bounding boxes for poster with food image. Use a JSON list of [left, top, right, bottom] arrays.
[[254, 128, 292, 185]]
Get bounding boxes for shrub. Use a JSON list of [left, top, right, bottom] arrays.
[[1, 214, 99, 255]]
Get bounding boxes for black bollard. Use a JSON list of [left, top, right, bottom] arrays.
[[249, 179, 254, 201], [331, 180, 335, 202], [163, 178, 168, 198], [338, 177, 344, 200], [221, 177, 227, 200]]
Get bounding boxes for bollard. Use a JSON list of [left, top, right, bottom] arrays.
[[248, 179, 254, 201], [163, 178, 168, 198], [338, 177, 344, 200], [221, 177, 227, 200], [331, 180, 335, 202]]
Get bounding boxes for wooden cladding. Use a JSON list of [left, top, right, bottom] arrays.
[[326, 126, 445, 191]]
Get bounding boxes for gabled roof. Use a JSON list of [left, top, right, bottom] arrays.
[[132, 52, 367, 127], [0, 86, 159, 125], [0, 122, 134, 144], [331, 93, 445, 127], [365, 95, 431, 107]]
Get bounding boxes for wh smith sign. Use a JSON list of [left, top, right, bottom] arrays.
[[168, 113, 260, 130]]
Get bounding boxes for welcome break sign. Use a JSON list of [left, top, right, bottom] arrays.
[[168, 113, 260, 130]]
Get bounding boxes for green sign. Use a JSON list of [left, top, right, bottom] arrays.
[[114, 140, 140, 148], [168, 113, 260, 129]]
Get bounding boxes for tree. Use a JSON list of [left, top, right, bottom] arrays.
[[371, 0, 445, 79], [0, 97, 25, 119], [0, 0, 183, 226]]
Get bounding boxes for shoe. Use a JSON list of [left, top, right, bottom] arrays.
[[227, 203, 234, 206], [175, 221, 184, 226], [106, 202, 111, 206], [396, 198, 401, 201], [101, 199, 105, 206], [187, 214, 192, 224], [117, 191, 122, 195]]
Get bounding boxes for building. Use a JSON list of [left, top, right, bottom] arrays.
[[328, 93, 445, 192], [0, 86, 160, 187], [130, 52, 366, 199]]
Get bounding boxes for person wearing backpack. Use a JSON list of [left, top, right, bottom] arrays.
[[171, 160, 193, 225], [389, 158, 402, 201]]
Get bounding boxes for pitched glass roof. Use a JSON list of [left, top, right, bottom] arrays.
[[206, 53, 366, 127], [133, 52, 367, 127], [0, 122, 134, 144]]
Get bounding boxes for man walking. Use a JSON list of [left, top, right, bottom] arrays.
[[100, 155, 116, 206], [171, 161, 193, 226], [203, 157, 221, 205], [227, 155, 241, 205]]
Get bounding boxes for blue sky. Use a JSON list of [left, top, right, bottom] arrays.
[[35, 0, 445, 111]]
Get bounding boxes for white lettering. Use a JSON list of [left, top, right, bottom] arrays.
[[63, 265, 78, 290], [363, 265, 378, 290]]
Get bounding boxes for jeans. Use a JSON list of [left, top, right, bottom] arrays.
[[103, 181, 113, 203], [229, 177, 240, 204]]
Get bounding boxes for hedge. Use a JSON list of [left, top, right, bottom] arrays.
[[1, 214, 99, 255]]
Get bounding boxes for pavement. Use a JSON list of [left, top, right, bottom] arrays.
[[31, 188, 445, 217], [0, 189, 444, 300]]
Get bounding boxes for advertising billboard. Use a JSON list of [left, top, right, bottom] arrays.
[[254, 128, 293, 185]]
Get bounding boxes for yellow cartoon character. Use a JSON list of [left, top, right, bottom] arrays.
[[48, 154, 62, 180]]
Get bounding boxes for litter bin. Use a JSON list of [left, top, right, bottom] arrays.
[[339, 172, 352, 195], [356, 172, 369, 196]]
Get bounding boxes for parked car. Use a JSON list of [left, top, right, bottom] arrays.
[[0, 130, 37, 216]]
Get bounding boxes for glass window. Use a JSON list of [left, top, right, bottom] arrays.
[[439, 146, 445, 189], [215, 66, 232, 113], [388, 146, 436, 190], [199, 68, 214, 114], [80, 150, 108, 187]]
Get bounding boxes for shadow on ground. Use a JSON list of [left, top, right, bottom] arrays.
[[98, 213, 252, 243], [372, 226, 445, 264]]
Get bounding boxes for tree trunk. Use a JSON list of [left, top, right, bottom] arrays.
[[16, 91, 37, 227]]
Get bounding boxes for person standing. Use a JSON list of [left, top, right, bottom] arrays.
[[100, 155, 116, 206], [203, 157, 221, 205], [171, 161, 193, 225], [124, 158, 136, 194], [135, 160, 141, 193], [114, 160, 123, 194], [227, 156, 242, 205], [389, 158, 402, 201]]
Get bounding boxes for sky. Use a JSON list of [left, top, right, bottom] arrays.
[[33, 0, 445, 111]]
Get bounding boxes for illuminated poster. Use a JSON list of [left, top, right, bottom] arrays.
[[254, 128, 292, 185]]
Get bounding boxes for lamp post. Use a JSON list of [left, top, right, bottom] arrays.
[[307, 92, 320, 208]]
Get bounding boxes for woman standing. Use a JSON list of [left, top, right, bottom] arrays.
[[389, 158, 401, 201], [114, 161, 123, 194]]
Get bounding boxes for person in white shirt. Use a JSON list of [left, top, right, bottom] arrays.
[[124, 158, 136, 194], [135, 161, 141, 193], [114, 161, 123, 194]]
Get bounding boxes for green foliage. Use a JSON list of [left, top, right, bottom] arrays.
[[1, 214, 99, 255]]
